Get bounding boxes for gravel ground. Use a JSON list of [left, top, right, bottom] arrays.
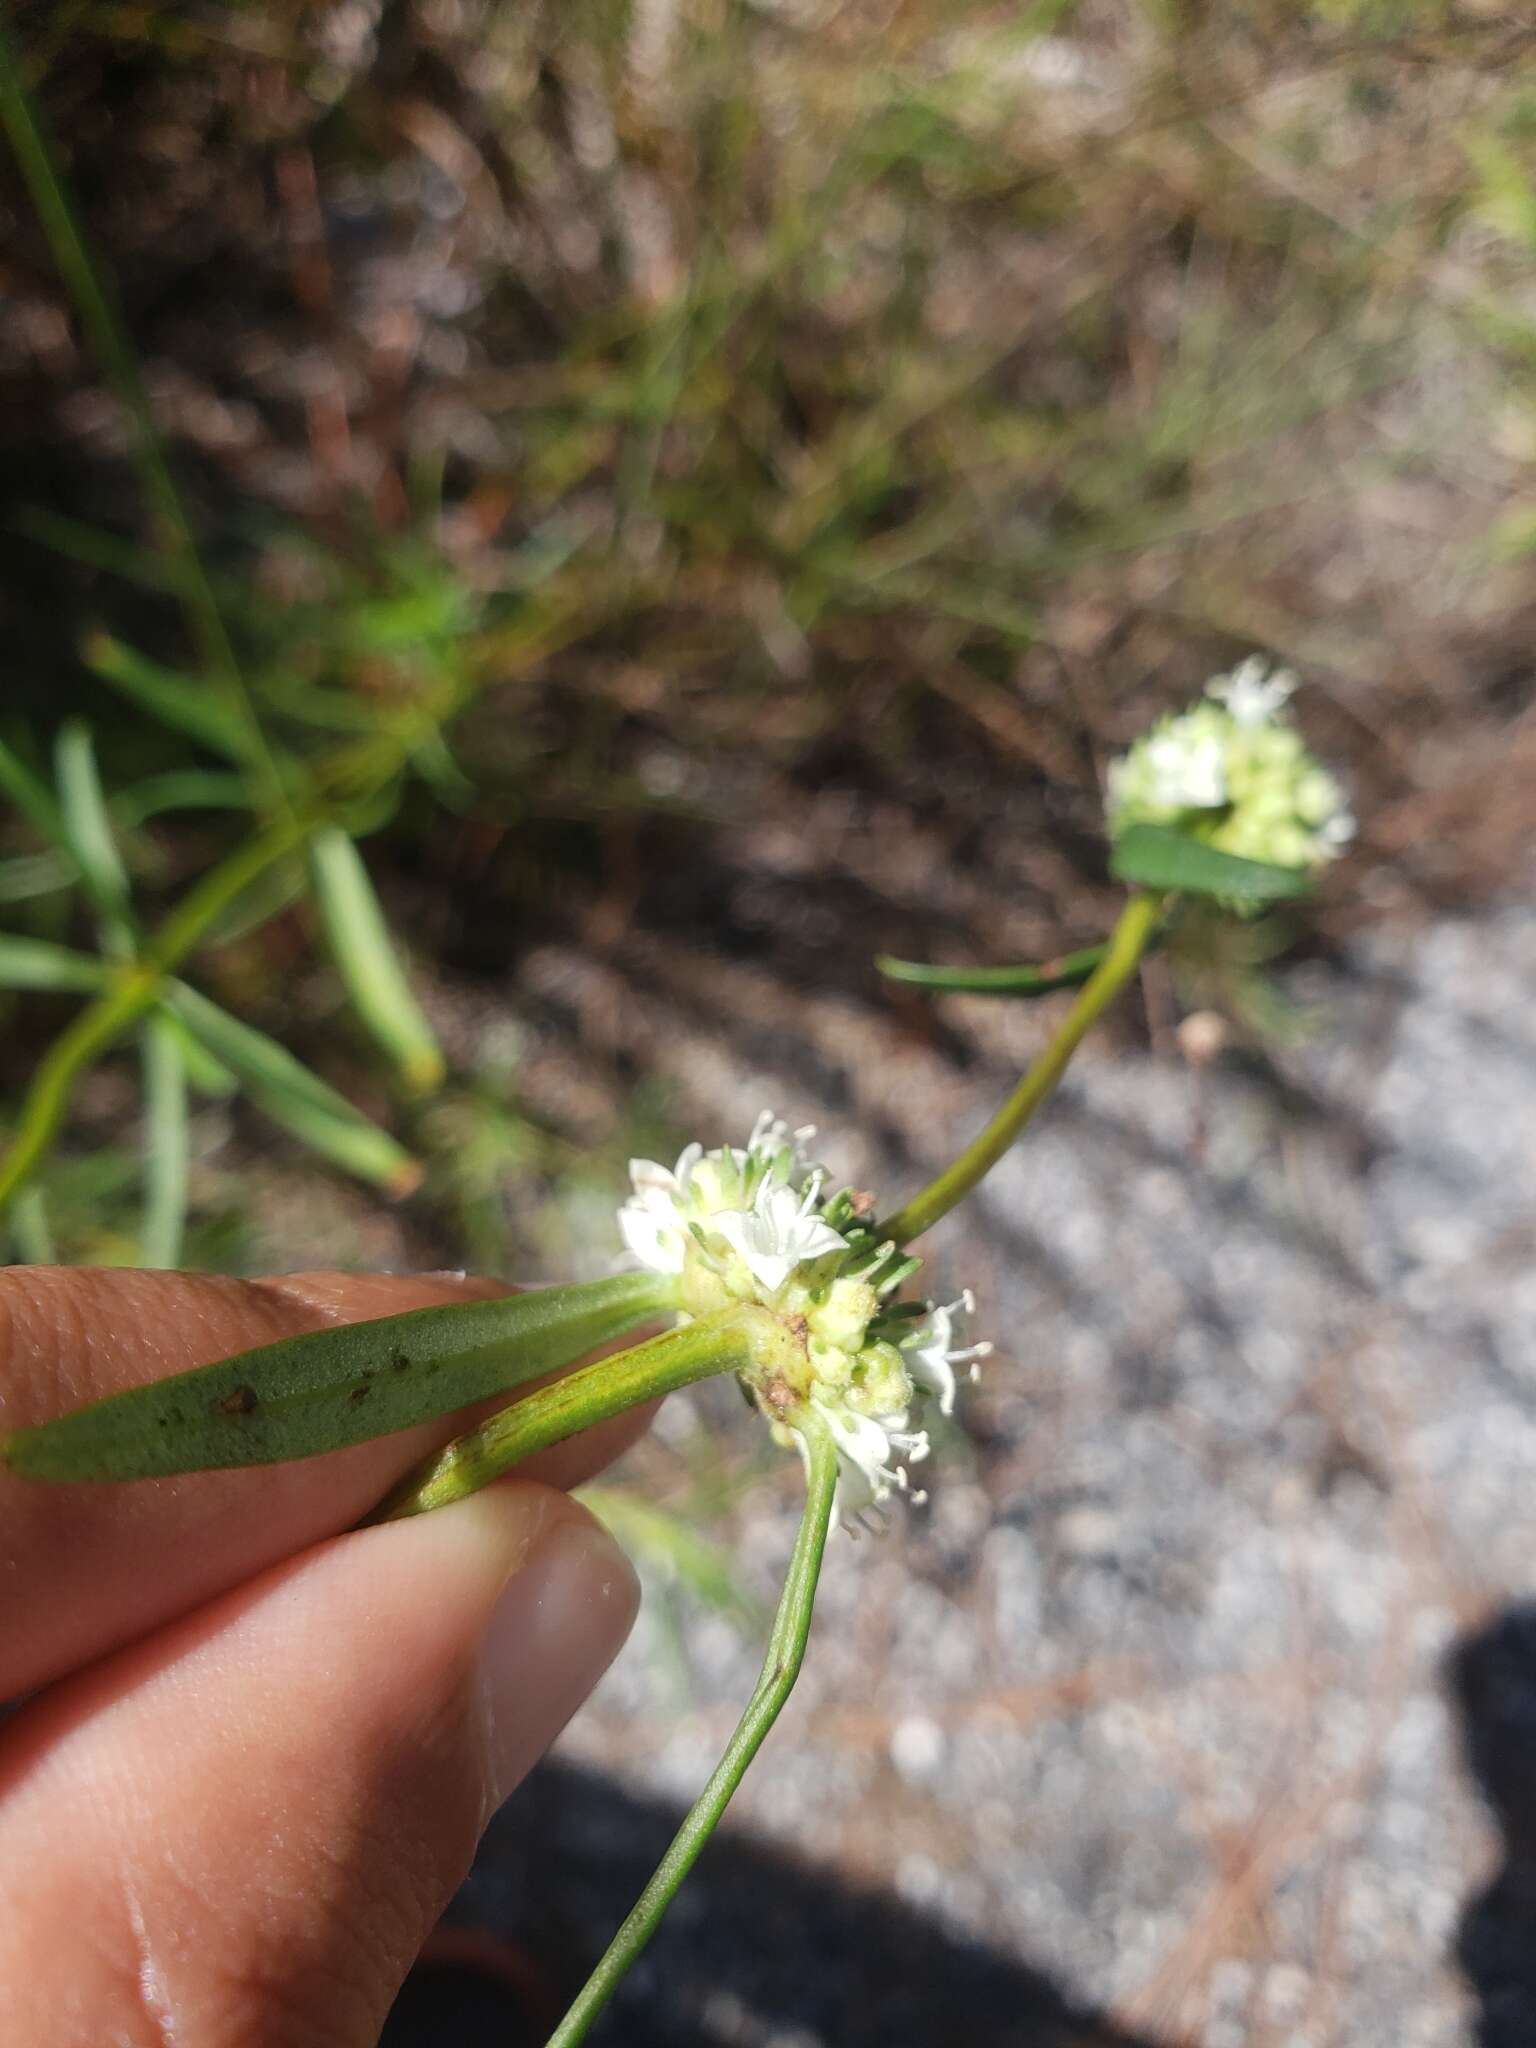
[[402, 900, 1536, 2048]]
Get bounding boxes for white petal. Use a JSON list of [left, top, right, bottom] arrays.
[[618, 1202, 687, 1274]]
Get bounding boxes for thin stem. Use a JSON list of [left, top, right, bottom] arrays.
[[0, 815, 309, 1212], [368, 1304, 795, 1523], [879, 891, 1162, 1246], [547, 1425, 840, 2048]]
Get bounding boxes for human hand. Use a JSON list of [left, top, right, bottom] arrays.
[[0, 1266, 642, 2046]]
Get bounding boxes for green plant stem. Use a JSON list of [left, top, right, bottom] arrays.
[[369, 1304, 795, 1522], [139, 1011, 187, 1268], [547, 1423, 839, 2048], [878, 891, 1163, 1247], [0, 816, 308, 1213]]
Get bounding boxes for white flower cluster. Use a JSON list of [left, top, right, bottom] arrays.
[[618, 1113, 990, 1530], [1106, 658, 1355, 870], [619, 1113, 842, 1291]]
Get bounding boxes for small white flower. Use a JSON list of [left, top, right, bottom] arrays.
[[799, 1394, 931, 1532], [901, 1290, 992, 1416], [618, 1198, 690, 1275], [713, 1177, 847, 1295], [616, 1111, 838, 1292], [1206, 656, 1296, 728], [1142, 727, 1227, 811]]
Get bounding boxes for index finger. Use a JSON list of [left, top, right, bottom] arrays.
[[0, 1266, 654, 1700]]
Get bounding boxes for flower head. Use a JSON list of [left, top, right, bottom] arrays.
[[1106, 659, 1354, 872], [615, 1110, 988, 1533], [617, 1113, 829, 1294]]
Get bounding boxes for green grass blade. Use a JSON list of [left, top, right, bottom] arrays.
[[0, 850, 75, 904], [1, 1270, 674, 1481], [0, 934, 107, 993], [308, 826, 445, 1094], [164, 978, 421, 1193], [139, 1010, 187, 1267], [112, 771, 251, 830], [0, 732, 133, 934], [10, 1186, 54, 1264], [0, 815, 310, 1216], [0, 732, 71, 851], [83, 632, 252, 764], [54, 720, 134, 950]]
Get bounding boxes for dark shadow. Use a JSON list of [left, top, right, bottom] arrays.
[[383, 1756, 1158, 2047], [1453, 1603, 1536, 2048]]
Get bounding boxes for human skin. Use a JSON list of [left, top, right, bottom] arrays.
[[0, 1266, 646, 2047]]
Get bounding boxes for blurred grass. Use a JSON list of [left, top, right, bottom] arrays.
[[0, 0, 1533, 1276]]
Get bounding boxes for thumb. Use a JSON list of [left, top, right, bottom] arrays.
[[0, 1483, 637, 2047]]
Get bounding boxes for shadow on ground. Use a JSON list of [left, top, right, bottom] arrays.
[[1454, 1603, 1536, 2048], [383, 1757, 1155, 2047]]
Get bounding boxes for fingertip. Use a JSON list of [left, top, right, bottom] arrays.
[[477, 1508, 640, 1808]]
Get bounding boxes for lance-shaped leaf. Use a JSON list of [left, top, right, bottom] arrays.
[[164, 979, 421, 1192], [1110, 823, 1310, 903], [308, 826, 445, 1095], [83, 632, 252, 764], [0, 934, 107, 993], [0, 1268, 673, 1482], [54, 721, 134, 950], [0, 734, 130, 936], [139, 1010, 187, 1269], [877, 944, 1107, 997]]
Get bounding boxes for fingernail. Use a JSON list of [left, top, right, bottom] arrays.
[[479, 1517, 640, 1807]]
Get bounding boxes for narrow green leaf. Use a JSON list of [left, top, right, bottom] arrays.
[[83, 633, 251, 764], [1, 1270, 673, 1481], [153, 1007, 237, 1097], [10, 1186, 55, 1264], [0, 934, 107, 994], [0, 850, 75, 903], [55, 721, 134, 949], [0, 734, 70, 852], [877, 944, 1107, 997], [1109, 823, 1310, 902], [139, 1011, 187, 1268], [164, 979, 421, 1193], [0, 732, 135, 933], [308, 827, 445, 1094], [112, 770, 251, 830]]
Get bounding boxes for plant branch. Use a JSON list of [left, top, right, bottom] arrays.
[[367, 1304, 796, 1522], [878, 890, 1163, 1246], [0, 815, 310, 1212], [546, 1423, 840, 2048]]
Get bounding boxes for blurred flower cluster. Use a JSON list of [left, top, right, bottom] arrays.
[[1107, 660, 1354, 870]]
